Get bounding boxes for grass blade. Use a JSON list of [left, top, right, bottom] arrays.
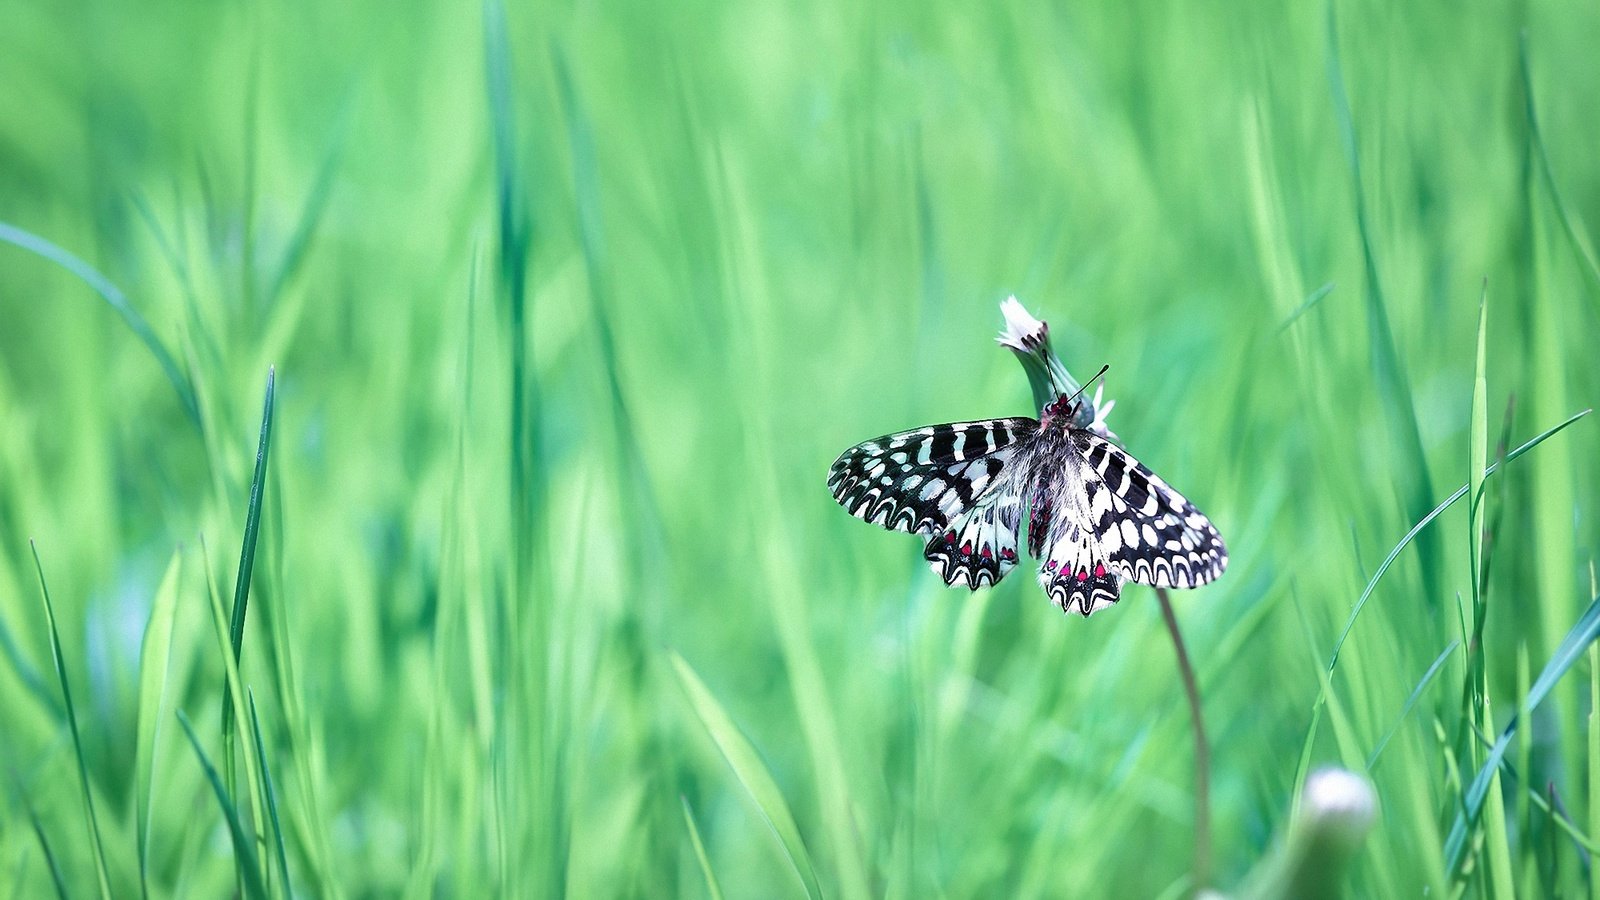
[[671, 652, 823, 900], [135, 551, 184, 899], [247, 691, 293, 897], [1275, 281, 1336, 333], [0, 613, 61, 717], [681, 796, 727, 900], [1589, 640, 1600, 900], [1469, 284, 1489, 593], [1520, 32, 1600, 290], [1463, 284, 1491, 733], [1327, 407, 1591, 671], [222, 367, 276, 816], [1325, 0, 1439, 600], [30, 541, 113, 900], [177, 711, 270, 900], [15, 785, 71, 900], [0, 221, 200, 427], [227, 366, 276, 683], [1444, 593, 1600, 871], [199, 534, 267, 884], [1367, 639, 1460, 770], [1479, 690, 1516, 897]]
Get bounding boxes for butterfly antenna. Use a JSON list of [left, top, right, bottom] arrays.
[[1062, 364, 1109, 407]]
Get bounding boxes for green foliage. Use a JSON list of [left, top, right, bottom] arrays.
[[1, 0, 1598, 896]]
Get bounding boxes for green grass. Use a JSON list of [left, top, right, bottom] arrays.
[[2, 1, 1599, 896]]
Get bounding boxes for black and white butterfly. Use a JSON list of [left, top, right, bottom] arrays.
[[827, 380, 1226, 615]]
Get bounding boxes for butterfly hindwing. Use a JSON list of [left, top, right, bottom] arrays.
[[1032, 452, 1124, 615], [1073, 431, 1228, 589], [828, 418, 1037, 537], [923, 481, 1025, 589]]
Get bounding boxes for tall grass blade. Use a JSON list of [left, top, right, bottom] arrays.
[[682, 796, 727, 900], [0, 221, 200, 427], [135, 551, 184, 899], [1469, 284, 1489, 592], [29, 541, 113, 900], [1463, 284, 1491, 727], [226, 366, 276, 688], [1444, 593, 1600, 871], [222, 367, 276, 809], [177, 711, 270, 900], [1480, 689, 1516, 897], [671, 652, 823, 900]]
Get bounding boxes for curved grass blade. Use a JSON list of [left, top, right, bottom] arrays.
[[681, 795, 726, 900], [177, 711, 269, 900], [135, 551, 184, 899], [30, 541, 113, 900], [1444, 593, 1600, 872], [0, 221, 200, 427], [671, 652, 822, 900], [247, 691, 293, 897], [1327, 407, 1591, 671], [1367, 639, 1460, 770]]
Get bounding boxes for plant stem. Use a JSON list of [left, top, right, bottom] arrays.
[[1158, 586, 1212, 893]]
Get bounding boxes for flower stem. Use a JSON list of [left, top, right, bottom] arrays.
[[1157, 586, 1212, 893]]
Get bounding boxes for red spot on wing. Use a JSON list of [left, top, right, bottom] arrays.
[[1095, 563, 1107, 578]]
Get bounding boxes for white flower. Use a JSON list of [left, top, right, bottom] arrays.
[[996, 295, 1048, 352]]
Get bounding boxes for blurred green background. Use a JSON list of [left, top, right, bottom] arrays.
[[2, 0, 1598, 896]]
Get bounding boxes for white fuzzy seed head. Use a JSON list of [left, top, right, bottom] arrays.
[[1303, 768, 1378, 840]]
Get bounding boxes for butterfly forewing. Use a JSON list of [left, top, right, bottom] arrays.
[[828, 418, 1037, 537], [1073, 431, 1228, 590]]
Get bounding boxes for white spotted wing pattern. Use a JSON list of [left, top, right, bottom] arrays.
[[828, 397, 1226, 615]]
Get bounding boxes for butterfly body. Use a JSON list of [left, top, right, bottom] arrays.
[[828, 394, 1226, 616]]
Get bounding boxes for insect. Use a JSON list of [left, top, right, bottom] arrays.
[[827, 364, 1227, 616]]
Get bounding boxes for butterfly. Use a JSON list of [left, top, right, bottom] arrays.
[[827, 375, 1227, 615]]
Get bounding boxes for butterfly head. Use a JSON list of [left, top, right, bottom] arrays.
[[1041, 364, 1110, 430]]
